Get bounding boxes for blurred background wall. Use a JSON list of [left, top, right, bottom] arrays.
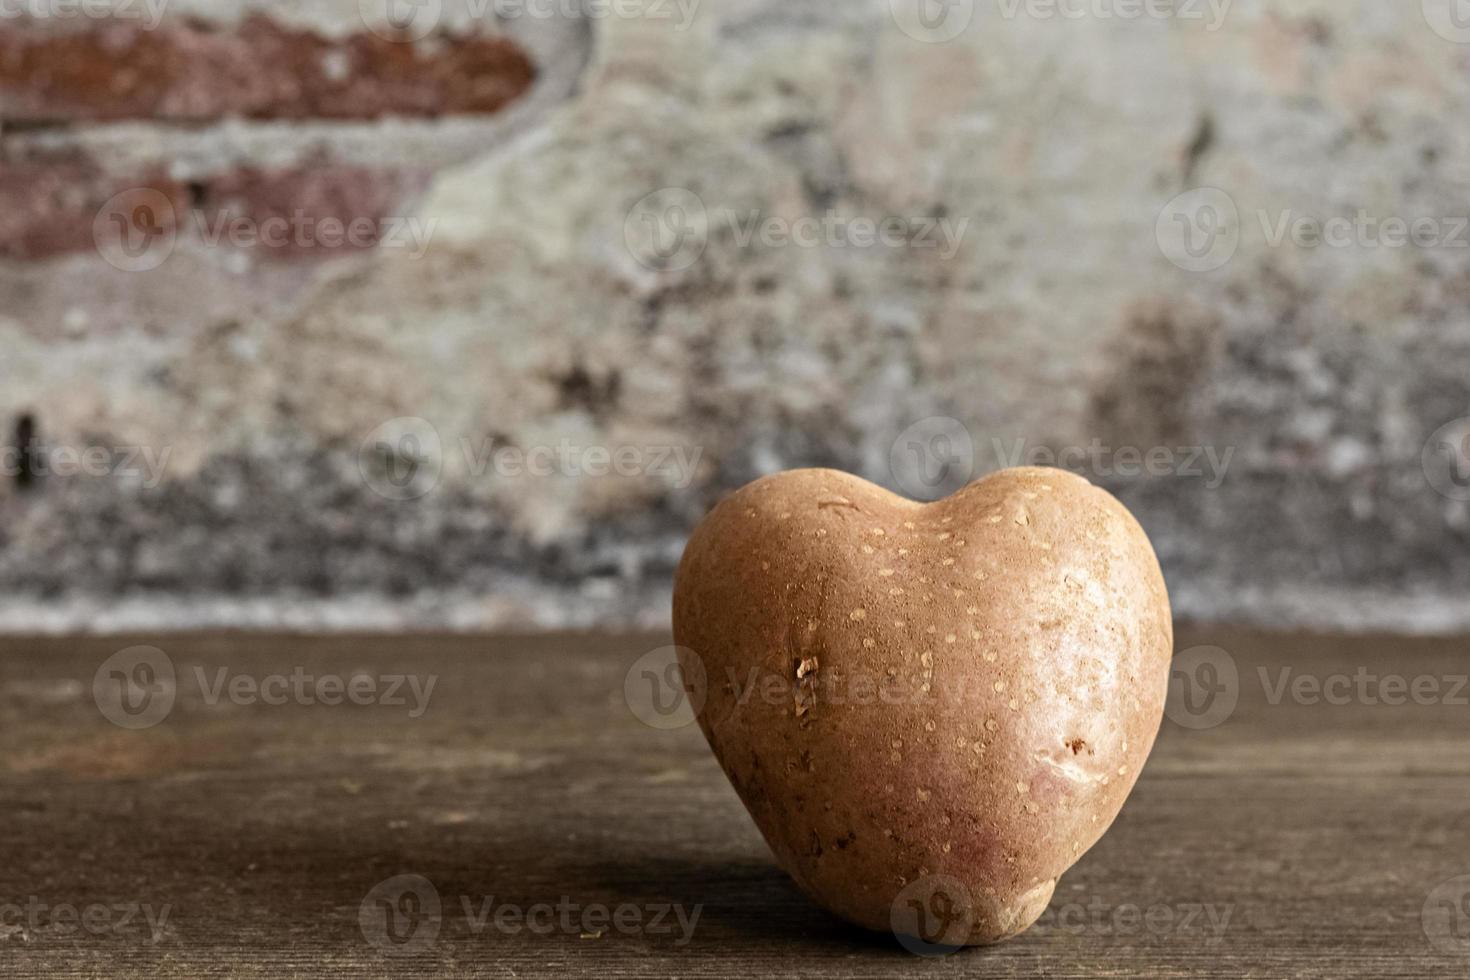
[[1, 0, 1468, 633]]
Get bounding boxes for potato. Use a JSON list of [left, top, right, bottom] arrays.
[[672, 467, 1172, 946]]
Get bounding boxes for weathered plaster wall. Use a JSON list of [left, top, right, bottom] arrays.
[[1, 0, 1468, 632]]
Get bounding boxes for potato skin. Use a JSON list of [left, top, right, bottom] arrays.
[[672, 467, 1172, 944]]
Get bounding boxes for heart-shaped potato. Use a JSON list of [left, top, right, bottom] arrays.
[[672, 467, 1172, 945]]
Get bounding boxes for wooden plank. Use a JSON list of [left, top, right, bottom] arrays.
[[0, 627, 1466, 977]]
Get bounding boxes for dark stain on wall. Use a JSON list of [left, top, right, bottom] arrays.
[[11, 413, 37, 491], [1090, 297, 1220, 449]]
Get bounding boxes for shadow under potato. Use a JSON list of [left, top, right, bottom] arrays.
[[576, 853, 904, 954]]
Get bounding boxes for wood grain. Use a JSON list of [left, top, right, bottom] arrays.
[[0, 627, 1467, 977]]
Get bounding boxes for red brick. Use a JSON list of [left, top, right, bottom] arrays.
[[0, 14, 537, 122], [0, 158, 428, 262]]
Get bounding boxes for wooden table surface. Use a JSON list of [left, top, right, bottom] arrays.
[[1, 627, 1468, 978]]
